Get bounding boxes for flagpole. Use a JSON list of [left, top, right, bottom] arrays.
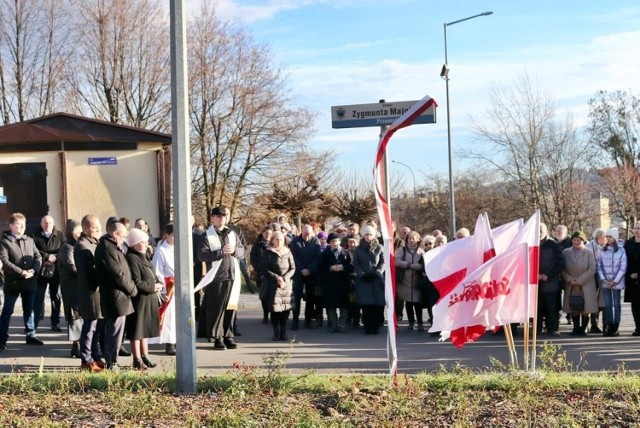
[[503, 324, 518, 369], [523, 243, 530, 371], [531, 278, 539, 372]]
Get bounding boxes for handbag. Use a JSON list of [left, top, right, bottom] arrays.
[[40, 262, 55, 279], [569, 285, 585, 312]]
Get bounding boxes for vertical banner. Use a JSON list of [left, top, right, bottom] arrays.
[[373, 95, 437, 375]]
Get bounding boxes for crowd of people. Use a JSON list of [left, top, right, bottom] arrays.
[[2, 208, 639, 372], [538, 222, 638, 338], [0, 213, 176, 372], [251, 215, 442, 339]]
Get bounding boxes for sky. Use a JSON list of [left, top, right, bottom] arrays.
[[184, 0, 640, 188]]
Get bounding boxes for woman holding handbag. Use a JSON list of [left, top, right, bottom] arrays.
[[395, 231, 425, 331], [561, 231, 598, 336], [598, 228, 627, 337]]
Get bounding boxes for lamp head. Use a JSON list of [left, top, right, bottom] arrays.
[[481, 11, 493, 16], [440, 64, 449, 78]]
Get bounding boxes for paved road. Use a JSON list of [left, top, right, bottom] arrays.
[[1, 293, 639, 374]]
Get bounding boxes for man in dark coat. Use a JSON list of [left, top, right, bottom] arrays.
[[75, 215, 105, 372], [553, 224, 573, 325], [0, 212, 43, 349], [95, 221, 138, 369], [32, 215, 66, 331], [197, 206, 245, 350], [318, 233, 353, 333], [538, 223, 564, 336], [192, 220, 205, 321], [289, 224, 321, 330]]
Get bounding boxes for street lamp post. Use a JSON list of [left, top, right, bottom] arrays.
[[391, 160, 417, 199], [392, 160, 417, 224], [442, 11, 493, 236]]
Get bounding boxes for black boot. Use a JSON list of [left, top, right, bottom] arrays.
[[291, 319, 299, 331], [141, 355, 157, 368], [611, 322, 620, 337], [279, 320, 288, 341], [70, 341, 81, 358], [165, 344, 176, 356], [590, 313, 602, 333], [272, 325, 280, 341], [580, 315, 589, 336], [570, 315, 581, 335], [603, 324, 612, 337]]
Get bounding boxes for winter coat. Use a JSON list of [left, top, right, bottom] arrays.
[[318, 246, 353, 309], [32, 227, 66, 281], [250, 235, 270, 290], [562, 247, 598, 314], [353, 238, 385, 306], [125, 249, 160, 340], [538, 237, 564, 293], [58, 238, 80, 322], [261, 247, 295, 313], [624, 239, 640, 302], [0, 231, 42, 295], [395, 245, 425, 303], [75, 234, 102, 320], [597, 244, 627, 291], [289, 235, 321, 276], [95, 235, 138, 319]]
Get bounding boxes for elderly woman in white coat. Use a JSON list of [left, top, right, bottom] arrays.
[[597, 227, 627, 337], [561, 231, 598, 336]]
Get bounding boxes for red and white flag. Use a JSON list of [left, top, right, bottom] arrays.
[[429, 243, 530, 336], [491, 218, 524, 255], [505, 211, 540, 318], [423, 213, 494, 303], [373, 94, 437, 375], [426, 214, 496, 347]]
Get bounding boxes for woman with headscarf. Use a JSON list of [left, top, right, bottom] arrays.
[[250, 225, 273, 324], [395, 231, 426, 331], [57, 219, 83, 358], [319, 232, 353, 333], [598, 227, 627, 337], [353, 225, 385, 334], [562, 231, 598, 336], [260, 231, 295, 341], [125, 228, 163, 370]]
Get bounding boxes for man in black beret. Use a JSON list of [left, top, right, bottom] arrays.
[[197, 206, 245, 350]]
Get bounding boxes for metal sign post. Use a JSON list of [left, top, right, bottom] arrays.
[[170, 0, 197, 394]]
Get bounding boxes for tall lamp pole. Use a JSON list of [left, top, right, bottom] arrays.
[[391, 160, 417, 199], [442, 11, 493, 236]]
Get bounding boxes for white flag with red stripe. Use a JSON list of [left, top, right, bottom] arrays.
[[426, 214, 496, 347], [504, 211, 540, 318], [424, 213, 494, 303], [491, 218, 524, 254], [429, 243, 530, 334], [373, 94, 437, 375]]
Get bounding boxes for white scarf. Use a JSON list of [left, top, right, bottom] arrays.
[[194, 226, 241, 310]]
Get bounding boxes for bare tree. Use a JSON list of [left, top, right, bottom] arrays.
[[188, 4, 315, 218], [588, 90, 640, 168], [262, 150, 338, 227], [0, 0, 73, 122], [328, 171, 377, 225], [465, 73, 594, 227], [69, 0, 170, 129]]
